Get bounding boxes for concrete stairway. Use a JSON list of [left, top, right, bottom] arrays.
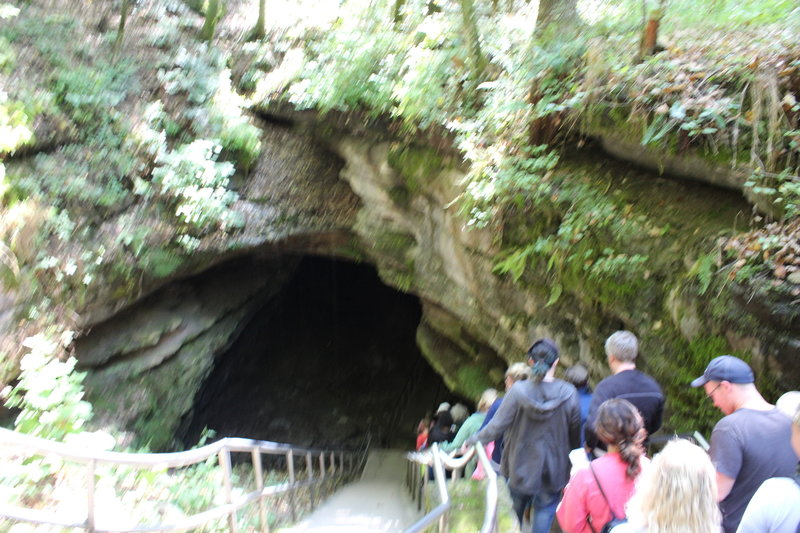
[[278, 449, 421, 533]]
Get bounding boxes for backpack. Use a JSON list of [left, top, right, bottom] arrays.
[[588, 463, 628, 533]]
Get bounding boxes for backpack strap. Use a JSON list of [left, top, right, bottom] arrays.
[[589, 462, 621, 522]]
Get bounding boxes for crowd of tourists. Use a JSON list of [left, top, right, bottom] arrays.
[[414, 331, 800, 533]]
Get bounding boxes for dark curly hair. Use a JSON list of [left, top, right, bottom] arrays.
[[594, 398, 646, 479]]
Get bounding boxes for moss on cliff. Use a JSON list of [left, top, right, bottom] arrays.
[[486, 150, 761, 436], [387, 144, 444, 195]]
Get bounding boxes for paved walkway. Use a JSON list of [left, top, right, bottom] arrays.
[[278, 449, 422, 533]]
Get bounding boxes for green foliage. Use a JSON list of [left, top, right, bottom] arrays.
[[157, 44, 262, 173], [455, 365, 494, 400], [219, 122, 261, 173], [387, 144, 444, 192], [152, 139, 241, 235], [661, 0, 799, 28], [273, 0, 799, 264], [744, 169, 800, 220], [462, 146, 560, 228], [1, 333, 92, 440], [687, 252, 718, 295], [0, 95, 34, 155], [168, 430, 227, 515], [426, 477, 520, 533], [290, 29, 396, 113], [663, 334, 735, 437], [288, 0, 476, 124], [159, 44, 224, 107], [183, 0, 210, 14], [53, 60, 136, 127], [10, 135, 135, 217], [3, 14, 77, 68], [0, 35, 15, 72]]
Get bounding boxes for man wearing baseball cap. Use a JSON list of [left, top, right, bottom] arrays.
[[691, 355, 796, 533]]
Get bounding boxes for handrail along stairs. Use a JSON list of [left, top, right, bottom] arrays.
[[404, 442, 499, 533], [0, 427, 368, 532]]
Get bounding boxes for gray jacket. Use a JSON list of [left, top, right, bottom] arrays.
[[467, 378, 580, 495]]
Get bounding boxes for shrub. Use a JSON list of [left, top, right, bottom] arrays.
[[152, 139, 240, 232], [220, 121, 261, 173], [1, 333, 92, 440]]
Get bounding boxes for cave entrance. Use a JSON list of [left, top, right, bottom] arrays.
[[181, 255, 465, 450]]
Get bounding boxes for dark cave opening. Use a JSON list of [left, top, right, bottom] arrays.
[[180, 255, 468, 450]]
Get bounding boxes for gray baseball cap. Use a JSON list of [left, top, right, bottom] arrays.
[[690, 355, 754, 388]]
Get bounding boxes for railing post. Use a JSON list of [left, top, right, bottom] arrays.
[[251, 448, 269, 533], [218, 447, 239, 533], [86, 458, 96, 532], [319, 452, 327, 498], [306, 452, 315, 511], [286, 450, 297, 522], [421, 456, 429, 511]]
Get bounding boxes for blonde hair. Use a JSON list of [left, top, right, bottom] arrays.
[[477, 388, 499, 412], [776, 391, 800, 426], [626, 439, 720, 533], [505, 362, 530, 382]]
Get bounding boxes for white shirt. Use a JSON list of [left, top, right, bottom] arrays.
[[736, 477, 800, 533]]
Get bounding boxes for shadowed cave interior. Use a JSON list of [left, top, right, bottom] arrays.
[[181, 256, 469, 450]]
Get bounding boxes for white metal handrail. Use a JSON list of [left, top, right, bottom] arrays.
[[0, 427, 366, 532], [404, 442, 498, 533]]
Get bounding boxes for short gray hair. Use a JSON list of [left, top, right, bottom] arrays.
[[605, 330, 638, 363]]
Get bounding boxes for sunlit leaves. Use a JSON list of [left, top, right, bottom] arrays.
[[1, 333, 92, 440], [152, 139, 240, 237]]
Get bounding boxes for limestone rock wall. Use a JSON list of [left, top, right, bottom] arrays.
[[329, 135, 798, 434], [68, 123, 798, 448]]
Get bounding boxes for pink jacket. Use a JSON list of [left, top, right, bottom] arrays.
[[556, 452, 643, 533]]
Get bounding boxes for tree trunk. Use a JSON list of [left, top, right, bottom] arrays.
[[201, 0, 220, 42], [640, 15, 659, 56], [638, 5, 664, 59], [536, 0, 578, 30], [459, 0, 487, 80], [114, 0, 129, 51], [251, 0, 266, 40]]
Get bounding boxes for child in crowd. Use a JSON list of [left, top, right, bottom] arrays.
[[557, 399, 646, 533]]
